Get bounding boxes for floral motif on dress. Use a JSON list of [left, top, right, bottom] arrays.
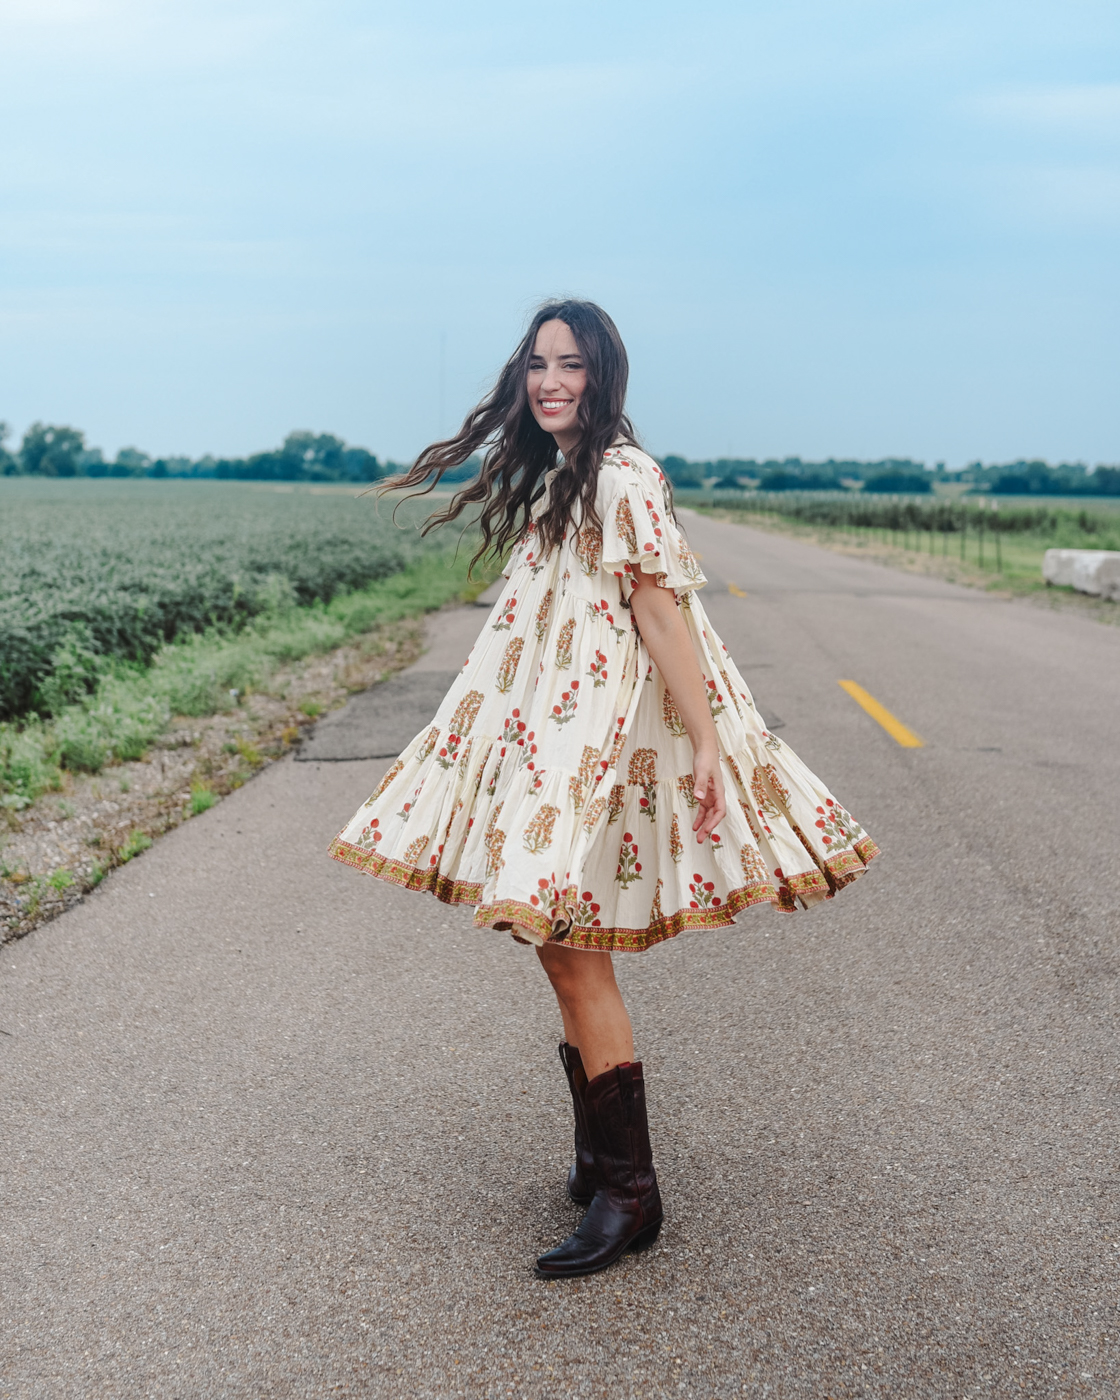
[[662, 689, 687, 737], [588, 650, 608, 687], [650, 877, 665, 927], [571, 889, 602, 928], [523, 804, 560, 854], [417, 726, 440, 761], [501, 711, 526, 747], [627, 748, 658, 821], [495, 636, 524, 694], [356, 817, 382, 850], [404, 834, 429, 866], [582, 794, 606, 833], [679, 543, 704, 582], [606, 715, 627, 772], [436, 696, 481, 769], [484, 755, 503, 798], [641, 498, 664, 558], [740, 842, 770, 886], [450, 690, 485, 738], [549, 680, 579, 725], [484, 803, 506, 876], [813, 797, 862, 851], [492, 596, 517, 631], [441, 801, 463, 846], [751, 762, 791, 811], [669, 813, 683, 863], [616, 495, 638, 555], [576, 525, 603, 576], [705, 679, 727, 720], [676, 774, 698, 810], [607, 783, 625, 824], [589, 596, 630, 641], [398, 784, 422, 822], [555, 617, 576, 669], [738, 798, 761, 841], [568, 745, 599, 812], [516, 728, 539, 769], [365, 759, 402, 804], [718, 670, 742, 716], [528, 872, 563, 918], [615, 832, 642, 888], [687, 870, 722, 911], [534, 589, 554, 642]]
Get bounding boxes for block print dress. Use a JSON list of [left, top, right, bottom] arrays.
[[329, 446, 880, 952]]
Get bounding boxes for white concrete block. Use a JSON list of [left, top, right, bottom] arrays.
[[1042, 548, 1120, 601]]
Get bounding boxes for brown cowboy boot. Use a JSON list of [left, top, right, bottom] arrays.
[[559, 1043, 597, 1206], [535, 1061, 663, 1278]]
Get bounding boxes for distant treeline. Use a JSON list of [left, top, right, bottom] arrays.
[[0, 422, 481, 486], [661, 456, 1120, 496], [3, 421, 1116, 496]]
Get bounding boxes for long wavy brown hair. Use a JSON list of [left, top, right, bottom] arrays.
[[383, 299, 641, 568]]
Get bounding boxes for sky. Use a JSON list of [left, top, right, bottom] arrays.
[[1, 0, 1118, 467]]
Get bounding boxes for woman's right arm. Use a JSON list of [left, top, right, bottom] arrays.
[[627, 569, 726, 844]]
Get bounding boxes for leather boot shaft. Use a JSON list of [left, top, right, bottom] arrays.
[[559, 1042, 597, 1206], [583, 1062, 662, 1227]]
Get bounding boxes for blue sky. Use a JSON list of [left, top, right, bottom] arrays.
[[2, 0, 1117, 466]]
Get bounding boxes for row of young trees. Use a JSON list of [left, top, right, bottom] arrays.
[[660, 455, 1120, 495], [3, 421, 1117, 495]]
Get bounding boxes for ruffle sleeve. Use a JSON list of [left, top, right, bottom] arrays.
[[599, 450, 707, 599]]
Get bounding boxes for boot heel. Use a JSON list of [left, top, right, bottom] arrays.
[[631, 1217, 663, 1253]]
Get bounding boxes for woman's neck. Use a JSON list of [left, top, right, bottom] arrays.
[[552, 428, 580, 458]]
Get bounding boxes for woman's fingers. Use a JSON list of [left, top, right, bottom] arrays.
[[691, 770, 727, 842]]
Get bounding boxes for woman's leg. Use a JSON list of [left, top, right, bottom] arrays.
[[535, 944, 634, 1078]]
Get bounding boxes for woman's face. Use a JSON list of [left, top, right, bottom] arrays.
[[527, 319, 586, 449]]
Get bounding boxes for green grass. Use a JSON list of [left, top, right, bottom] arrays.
[[0, 545, 482, 807], [189, 783, 218, 816], [118, 830, 153, 863]]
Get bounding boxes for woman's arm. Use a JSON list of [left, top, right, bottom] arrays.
[[627, 571, 727, 843]]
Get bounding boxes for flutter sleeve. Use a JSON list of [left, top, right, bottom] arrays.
[[599, 450, 707, 600]]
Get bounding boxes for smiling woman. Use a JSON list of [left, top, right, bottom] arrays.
[[329, 298, 880, 1281]]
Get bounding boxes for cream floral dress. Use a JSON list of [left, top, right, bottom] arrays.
[[329, 446, 879, 951]]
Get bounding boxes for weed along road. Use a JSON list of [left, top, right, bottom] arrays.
[[2, 512, 1118, 1399]]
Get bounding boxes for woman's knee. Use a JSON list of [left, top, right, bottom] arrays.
[[537, 944, 613, 1001]]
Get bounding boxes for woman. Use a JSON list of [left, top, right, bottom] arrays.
[[330, 299, 879, 1278]]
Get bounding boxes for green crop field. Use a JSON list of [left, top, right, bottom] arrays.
[[0, 478, 452, 719], [0, 479, 481, 806]]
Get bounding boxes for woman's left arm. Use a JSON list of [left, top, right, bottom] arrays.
[[627, 570, 727, 844]]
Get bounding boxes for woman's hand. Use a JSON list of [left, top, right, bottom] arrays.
[[691, 747, 727, 844]]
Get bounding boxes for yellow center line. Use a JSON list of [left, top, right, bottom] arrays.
[[727, 583, 747, 597], [838, 680, 924, 748]]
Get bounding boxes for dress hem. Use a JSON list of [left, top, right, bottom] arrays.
[[327, 834, 881, 954]]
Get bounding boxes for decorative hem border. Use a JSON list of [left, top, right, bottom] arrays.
[[327, 837, 484, 906], [329, 833, 882, 955]]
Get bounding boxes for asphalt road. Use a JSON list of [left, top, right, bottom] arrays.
[[3, 514, 1118, 1400]]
